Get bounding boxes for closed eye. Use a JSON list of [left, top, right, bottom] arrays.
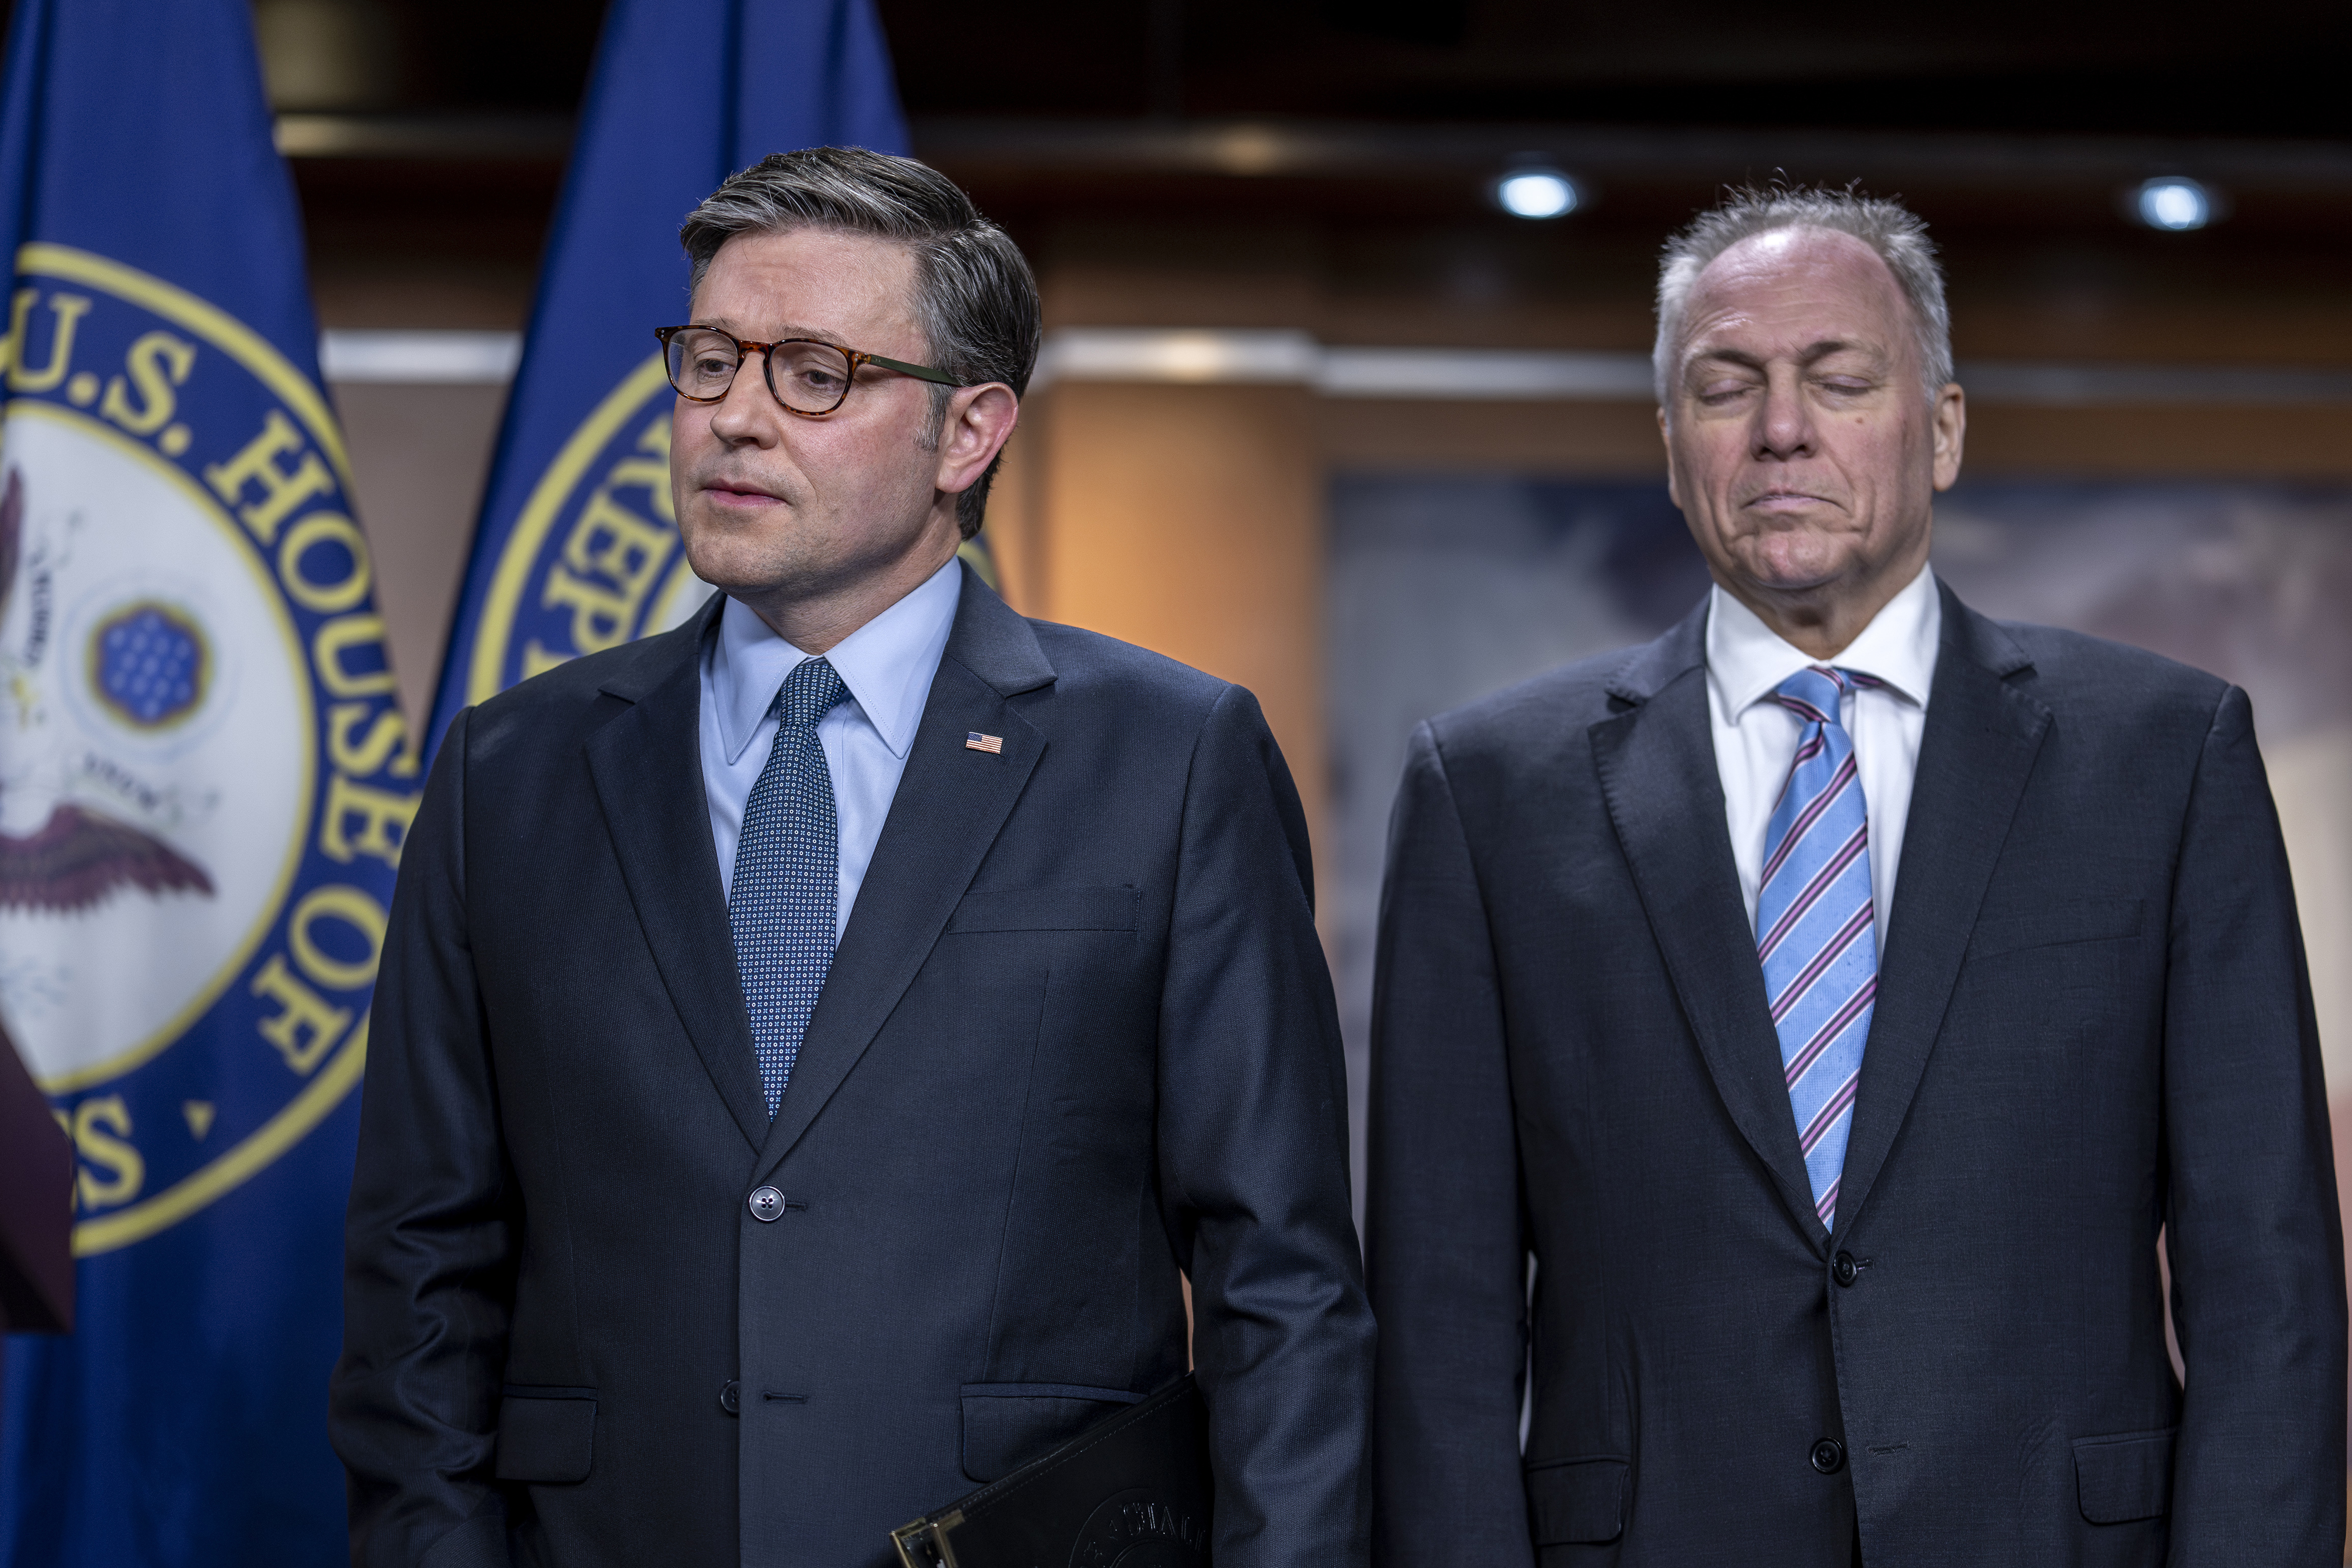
[[1696, 378, 1761, 404]]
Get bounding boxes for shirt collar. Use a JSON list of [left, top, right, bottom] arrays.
[[712, 554, 963, 765], [1704, 562, 1941, 720]]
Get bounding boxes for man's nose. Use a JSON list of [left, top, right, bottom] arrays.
[[709, 359, 782, 445], [1751, 368, 1814, 460]]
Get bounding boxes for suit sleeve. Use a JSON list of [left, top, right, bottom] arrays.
[[1156, 684, 1376, 1568], [2162, 684, 2347, 1563], [1365, 722, 1534, 1568], [329, 705, 520, 1568]]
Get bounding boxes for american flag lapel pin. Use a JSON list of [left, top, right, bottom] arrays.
[[965, 731, 1003, 754]]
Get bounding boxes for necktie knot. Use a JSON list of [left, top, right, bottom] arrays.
[[772, 656, 848, 731], [1773, 665, 1853, 729]]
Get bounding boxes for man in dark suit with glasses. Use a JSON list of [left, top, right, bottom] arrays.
[[333, 147, 1372, 1568]]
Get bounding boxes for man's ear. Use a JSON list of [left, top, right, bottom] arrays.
[[935, 383, 1019, 496], [1659, 405, 1682, 508], [1930, 382, 1966, 493]]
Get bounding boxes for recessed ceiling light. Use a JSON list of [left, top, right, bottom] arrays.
[[2134, 177, 2214, 232], [1497, 168, 1580, 220]]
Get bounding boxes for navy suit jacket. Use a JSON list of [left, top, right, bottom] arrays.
[[1368, 583, 2345, 1567], [332, 565, 1374, 1568]]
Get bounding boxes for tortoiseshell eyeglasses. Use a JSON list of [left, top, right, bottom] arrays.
[[654, 325, 962, 416]]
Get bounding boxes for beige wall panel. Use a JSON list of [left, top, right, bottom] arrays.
[[1318, 399, 2352, 481], [332, 380, 506, 725], [1319, 399, 1667, 475], [1961, 404, 2352, 477], [1033, 382, 1327, 857], [978, 423, 1044, 616]]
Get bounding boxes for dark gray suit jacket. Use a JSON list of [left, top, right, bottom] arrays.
[[331, 565, 1373, 1568], [1368, 583, 2345, 1567]]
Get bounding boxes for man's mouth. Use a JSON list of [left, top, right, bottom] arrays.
[[1746, 490, 1833, 511], [701, 480, 783, 507]]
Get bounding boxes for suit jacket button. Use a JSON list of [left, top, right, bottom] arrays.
[[1832, 1251, 1858, 1287], [1811, 1438, 1846, 1475], [720, 1380, 740, 1415], [749, 1186, 786, 1222]]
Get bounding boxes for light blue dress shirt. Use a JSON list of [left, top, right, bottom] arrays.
[[698, 556, 962, 937]]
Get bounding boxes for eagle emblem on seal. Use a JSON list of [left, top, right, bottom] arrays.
[[0, 464, 215, 913]]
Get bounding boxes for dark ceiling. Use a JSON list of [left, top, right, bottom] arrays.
[[7, 0, 2342, 331], [62, 0, 2332, 140], [882, 0, 2350, 140]]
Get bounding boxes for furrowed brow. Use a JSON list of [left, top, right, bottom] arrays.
[[1686, 346, 1768, 376], [1798, 339, 1885, 369], [1687, 340, 1884, 374]]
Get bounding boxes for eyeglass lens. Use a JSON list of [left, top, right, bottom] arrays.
[[663, 329, 857, 414]]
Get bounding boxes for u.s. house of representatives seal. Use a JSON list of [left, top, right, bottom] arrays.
[[465, 356, 713, 705], [0, 244, 412, 1255]]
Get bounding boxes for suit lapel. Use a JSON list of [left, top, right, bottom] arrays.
[[1592, 605, 1829, 1247], [1835, 585, 2048, 1237], [753, 567, 1055, 1181], [583, 604, 771, 1154]]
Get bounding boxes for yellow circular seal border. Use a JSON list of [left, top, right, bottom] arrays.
[[9, 243, 371, 1256], [8, 402, 317, 1099], [463, 357, 1002, 709], [16, 243, 356, 491], [467, 354, 671, 707]]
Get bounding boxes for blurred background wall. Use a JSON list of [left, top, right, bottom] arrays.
[[128, 0, 2352, 1459]]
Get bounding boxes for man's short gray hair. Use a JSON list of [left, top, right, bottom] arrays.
[[1653, 185, 1954, 409], [680, 146, 1041, 540]]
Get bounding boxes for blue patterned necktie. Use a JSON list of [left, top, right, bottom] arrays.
[[1756, 665, 1879, 1231], [729, 656, 849, 1116]]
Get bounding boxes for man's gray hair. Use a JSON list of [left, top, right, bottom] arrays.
[[1653, 185, 1954, 409], [680, 146, 1041, 540]]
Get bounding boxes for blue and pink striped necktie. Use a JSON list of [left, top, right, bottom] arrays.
[[1756, 665, 1878, 1231]]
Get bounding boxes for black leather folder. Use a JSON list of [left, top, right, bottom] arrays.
[[890, 1374, 1212, 1567]]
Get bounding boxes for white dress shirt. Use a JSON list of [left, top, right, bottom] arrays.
[[699, 555, 961, 937], [1706, 564, 1941, 935]]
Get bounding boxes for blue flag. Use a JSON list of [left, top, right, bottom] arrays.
[[428, 0, 911, 753], [0, 0, 409, 1563]]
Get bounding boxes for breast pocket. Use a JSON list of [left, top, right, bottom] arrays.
[[945, 886, 1139, 935], [1968, 897, 2144, 961]]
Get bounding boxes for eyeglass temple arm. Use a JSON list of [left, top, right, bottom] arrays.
[[859, 351, 964, 388]]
